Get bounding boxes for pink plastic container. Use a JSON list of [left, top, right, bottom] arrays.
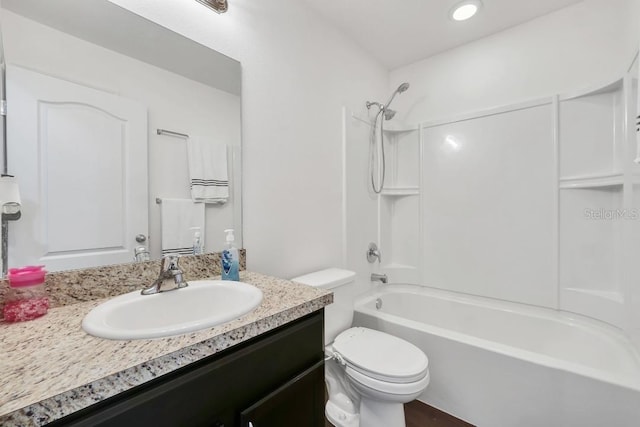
[[3, 266, 49, 322]]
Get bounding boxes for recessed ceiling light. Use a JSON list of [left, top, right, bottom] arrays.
[[450, 0, 482, 21]]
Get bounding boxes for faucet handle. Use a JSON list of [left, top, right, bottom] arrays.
[[142, 254, 186, 295], [161, 254, 181, 271], [161, 254, 186, 286], [367, 242, 381, 264]]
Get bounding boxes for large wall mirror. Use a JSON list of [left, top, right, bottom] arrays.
[[1, 0, 242, 272]]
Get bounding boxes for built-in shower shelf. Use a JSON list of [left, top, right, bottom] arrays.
[[382, 263, 418, 270], [558, 76, 623, 101], [564, 287, 624, 304], [559, 173, 624, 189], [381, 186, 420, 196], [382, 125, 419, 134], [350, 113, 417, 134]]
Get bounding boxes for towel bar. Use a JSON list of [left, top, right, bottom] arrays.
[[157, 128, 189, 138], [156, 197, 227, 205]]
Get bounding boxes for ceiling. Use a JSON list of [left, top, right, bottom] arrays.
[[299, 0, 584, 69], [3, 0, 241, 95]]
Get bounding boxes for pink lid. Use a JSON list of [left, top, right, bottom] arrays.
[[8, 265, 47, 287]]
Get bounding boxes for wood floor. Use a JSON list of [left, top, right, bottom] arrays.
[[404, 400, 474, 427], [324, 400, 474, 427]]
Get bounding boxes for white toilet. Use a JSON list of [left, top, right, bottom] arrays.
[[292, 268, 430, 427]]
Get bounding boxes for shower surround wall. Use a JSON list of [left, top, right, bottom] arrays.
[[377, 0, 640, 345], [422, 101, 557, 307]]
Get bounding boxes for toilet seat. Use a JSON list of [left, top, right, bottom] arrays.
[[346, 365, 431, 397], [332, 327, 429, 384]]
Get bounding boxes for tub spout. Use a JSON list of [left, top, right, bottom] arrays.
[[371, 273, 388, 284]]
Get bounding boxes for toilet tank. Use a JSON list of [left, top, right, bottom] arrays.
[[291, 268, 357, 344]]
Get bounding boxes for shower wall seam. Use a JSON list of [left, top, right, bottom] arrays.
[[552, 95, 560, 311]]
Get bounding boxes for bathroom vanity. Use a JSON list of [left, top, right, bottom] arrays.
[[51, 312, 325, 427], [0, 270, 332, 426]]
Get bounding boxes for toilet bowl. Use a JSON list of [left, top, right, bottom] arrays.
[[327, 327, 429, 427], [292, 269, 430, 427]]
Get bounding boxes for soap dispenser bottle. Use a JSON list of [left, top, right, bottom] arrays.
[[221, 229, 239, 281], [191, 227, 203, 255]]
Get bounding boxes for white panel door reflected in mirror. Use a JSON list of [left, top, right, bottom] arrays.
[[2, 0, 242, 271], [8, 66, 148, 271]]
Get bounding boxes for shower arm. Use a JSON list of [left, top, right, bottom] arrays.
[[366, 101, 383, 111]]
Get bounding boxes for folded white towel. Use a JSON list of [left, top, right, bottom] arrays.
[[187, 137, 229, 204], [160, 198, 205, 256]]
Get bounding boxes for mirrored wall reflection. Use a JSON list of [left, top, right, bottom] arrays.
[[2, 0, 242, 272]]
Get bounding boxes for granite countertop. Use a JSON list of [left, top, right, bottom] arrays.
[[0, 271, 332, 426]]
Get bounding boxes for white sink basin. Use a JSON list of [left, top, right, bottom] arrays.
[[82, 280, 263, 340]]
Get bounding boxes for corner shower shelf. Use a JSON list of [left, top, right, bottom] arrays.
[[350, 113, 418, 134], [381, 120, 419, 134], [380, 186, 420, 196], [559, 172, 624, 189], [558, 77, 623, 102], [564, 287, 624, 304], [382, 126, 419, 135]]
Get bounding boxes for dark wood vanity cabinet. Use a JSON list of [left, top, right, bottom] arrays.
[[50, 311, 325, 427]]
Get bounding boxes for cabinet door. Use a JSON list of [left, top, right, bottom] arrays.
[[240, 361, 325, 427]]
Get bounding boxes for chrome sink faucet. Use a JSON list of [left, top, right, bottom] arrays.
[[141, 254, 188, 295]]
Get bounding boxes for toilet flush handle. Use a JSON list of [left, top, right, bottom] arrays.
[[333, 352, 347, 367]]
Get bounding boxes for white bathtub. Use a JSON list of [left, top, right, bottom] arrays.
[[352, 284, 640, 427]]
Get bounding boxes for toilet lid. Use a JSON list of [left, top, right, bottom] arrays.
[[332, 327, 429, 384]]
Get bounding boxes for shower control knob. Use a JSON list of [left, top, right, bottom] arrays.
[[367, 242, 381, 263]]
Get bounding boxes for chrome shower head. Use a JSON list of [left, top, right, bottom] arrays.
[[366, 82, 409, 121], [397, 82, 410, 93], [384, 82, 410, 110]]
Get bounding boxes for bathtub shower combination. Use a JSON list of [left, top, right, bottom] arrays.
[[353, 284, 640, 427], [345, 64, 640, 426]]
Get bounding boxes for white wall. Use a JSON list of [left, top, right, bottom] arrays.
[[3, 10, 242, 260], [107, 0, 389, 278], [390, 0, 639, 123]]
